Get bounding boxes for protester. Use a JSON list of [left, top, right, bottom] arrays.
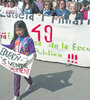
[[34, 0, 43, 11], [1, 20, 36, 100], [52, 0, 59, 10], [38, 0, 56, 16], [55, 0, 70, 19], [88, 3, 90, 19], [22, 0, 39, 14], [82, 3, 88, 20], [66, 0, 71, 10], [4, 0, 22, 14], [0, 0, 3, 13], [68, 1, 83, 20], [0, 0, 7, 14], [76, 2, 83, 17]]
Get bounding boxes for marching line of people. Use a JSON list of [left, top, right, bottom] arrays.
[[0, 0, 90, 20]]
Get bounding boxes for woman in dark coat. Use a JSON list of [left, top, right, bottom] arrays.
[[40, 0, 56, 16], [22, 0, 39, 14], [67, 1, 83, 20]]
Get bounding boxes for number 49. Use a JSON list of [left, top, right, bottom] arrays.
[[31, 24, 52, 43]]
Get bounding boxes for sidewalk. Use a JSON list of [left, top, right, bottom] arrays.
[[0, 60, 90, 100]]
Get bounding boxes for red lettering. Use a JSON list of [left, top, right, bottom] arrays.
[[3, 35, 6, 39], [10, 67, 18, 73], [31, 24, 41, 41], [1, 61, 6, 66], [19, 68, 24, 74], [10, 67, 14, 71], [0, 34, 2, 38], [0, 32, 6, 39], [24, 68, 30, 75], [44, 25, 52, 43], [14, 68, 18, 72]]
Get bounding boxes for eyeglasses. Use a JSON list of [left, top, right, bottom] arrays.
[[45, 4, 50, 6]]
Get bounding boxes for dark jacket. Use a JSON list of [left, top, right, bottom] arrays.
[[31, 2, 40, 14], [22, 2, 39, 14], [67, 12, 83, 20]]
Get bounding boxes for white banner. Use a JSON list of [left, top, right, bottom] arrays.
[[0, 45, 34, 78], [0, 14, 90, 67]]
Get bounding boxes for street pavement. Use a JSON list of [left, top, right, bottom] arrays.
[[0, 60, 90, 100]]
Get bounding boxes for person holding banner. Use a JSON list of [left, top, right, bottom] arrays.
[[1, 20, 36, 100], [40, 0, 56, 16], [68, 1, 83, 20], [3, 0, 22, 14], [82, 3, 88, 20], [0, 0, 3, 13], [22, 0, 39, 14], [55, 0, 70, 19], [0, 0, 7, 14], [76, 2, 83, 18]]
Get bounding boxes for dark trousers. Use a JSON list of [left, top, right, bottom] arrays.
[[14, 73, 32, 96]]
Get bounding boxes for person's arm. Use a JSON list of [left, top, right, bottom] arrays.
[[2, 41, 15, 49], [29, 38, 36, 55], [29, 38, 36, 58]]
